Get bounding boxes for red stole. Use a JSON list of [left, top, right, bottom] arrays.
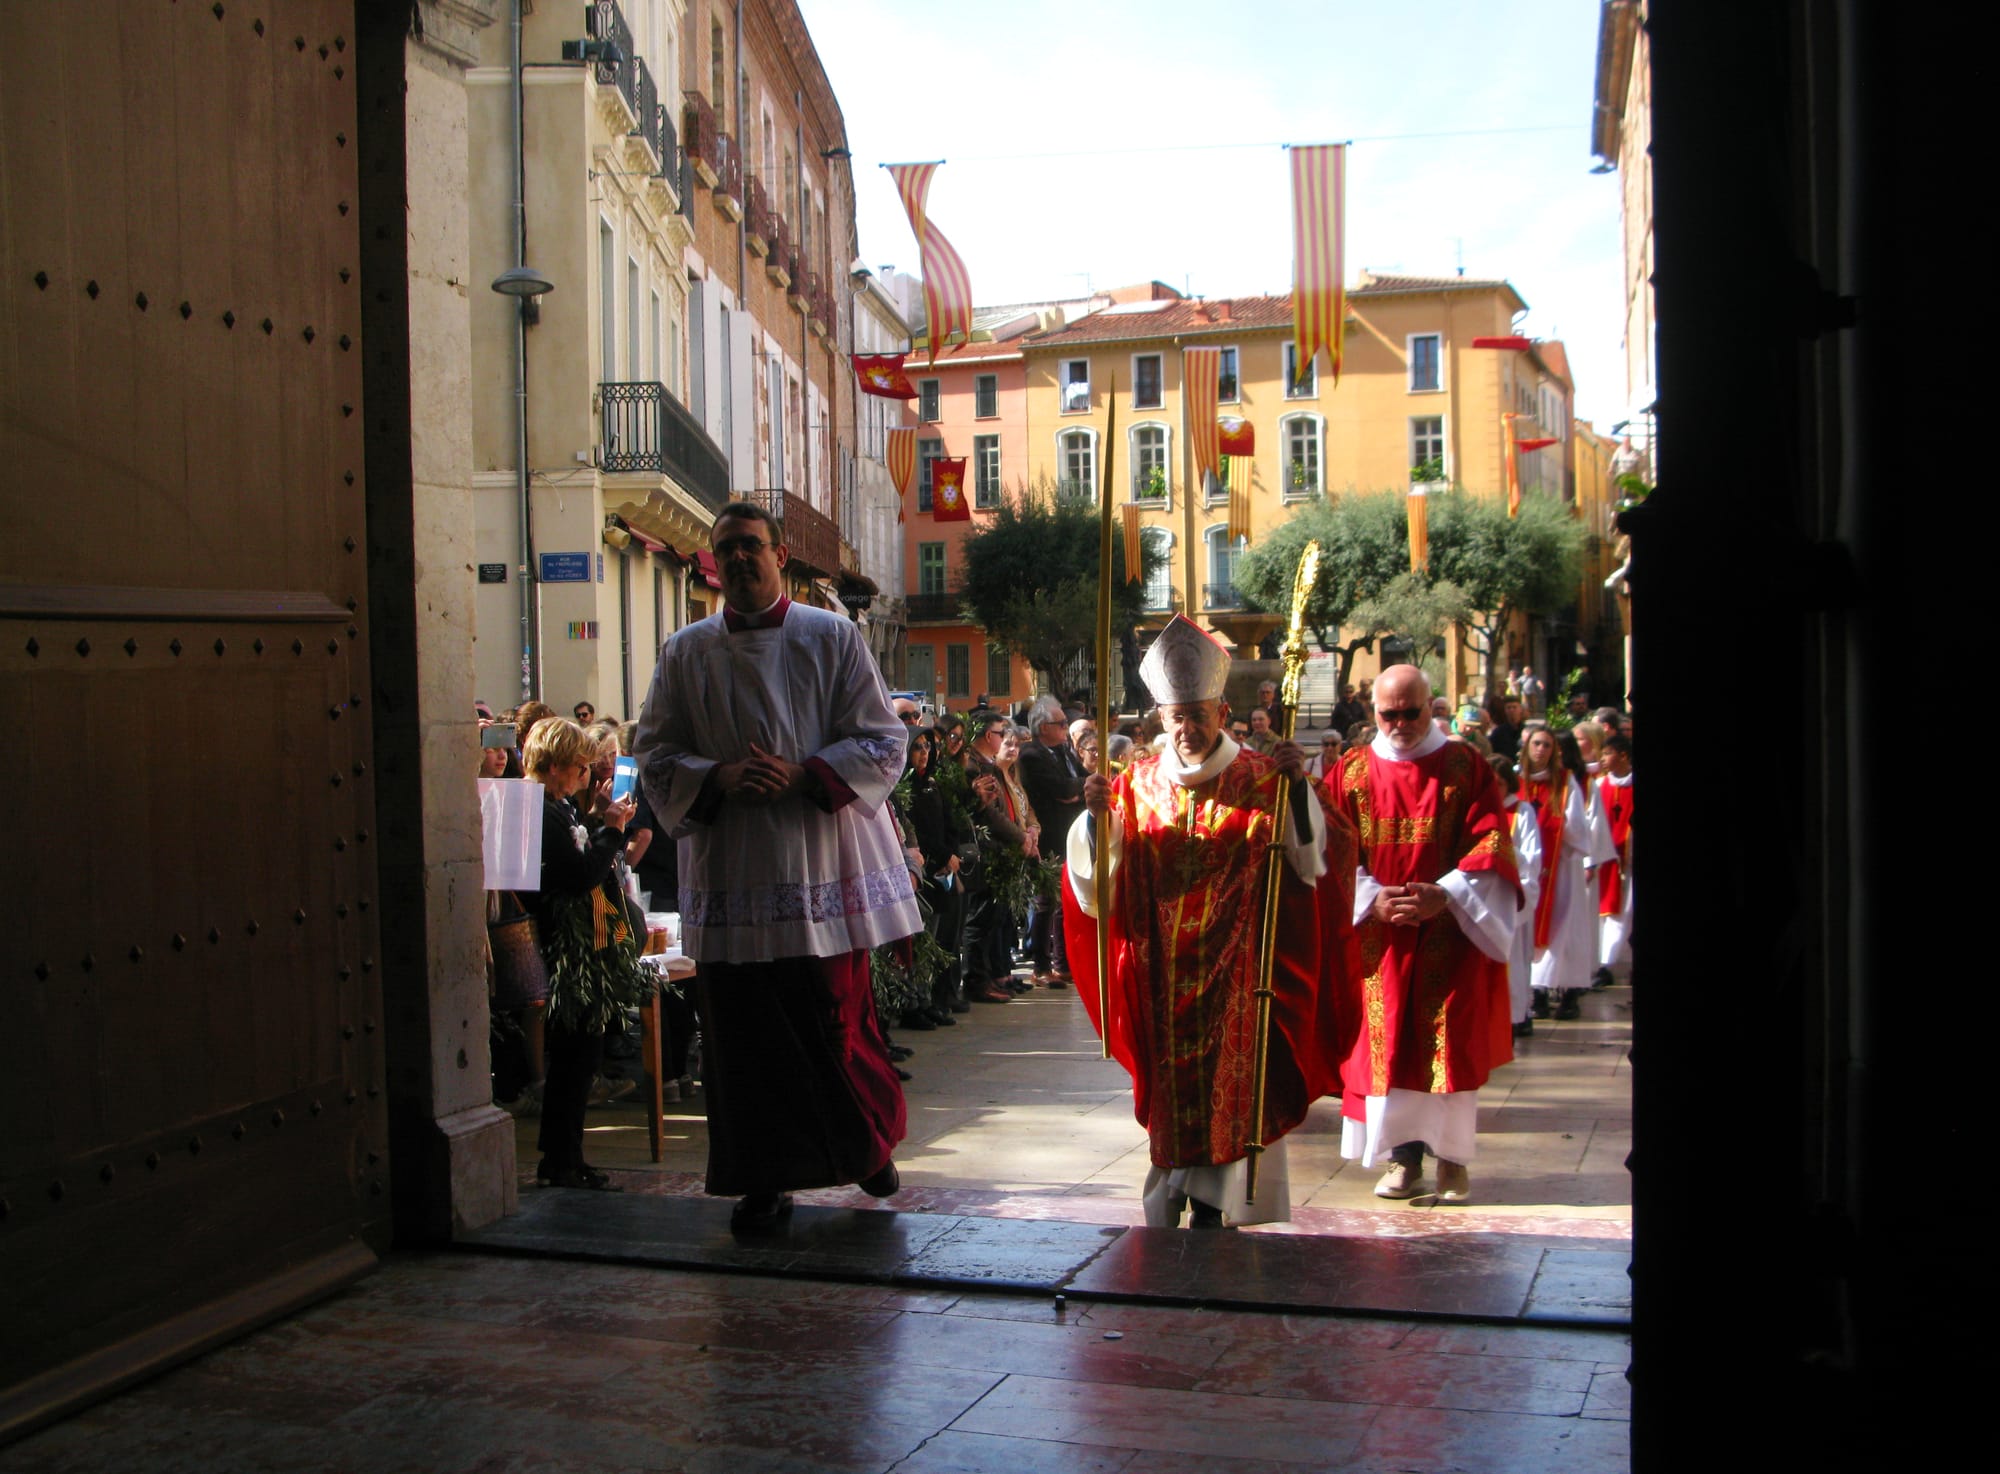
[[1597, 774, 1634, 915], [1335, 742, 1521, 1100], [1519, 772, 1568, 949], [1064, 749, 1355, 1169]]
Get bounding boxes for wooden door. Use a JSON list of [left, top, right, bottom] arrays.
[[0, 0, 386, 1430]]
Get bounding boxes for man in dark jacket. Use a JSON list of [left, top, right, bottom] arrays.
[[1016, 694, 1086, 984]]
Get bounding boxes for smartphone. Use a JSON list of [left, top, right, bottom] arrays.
[[611, 756, 639, 802], [480, 723, 517, 749]]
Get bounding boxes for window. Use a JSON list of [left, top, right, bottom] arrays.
[[1283, 415, 1322, 497], [1205, 525, 1244, 608], [1058, 428, 1095, 500], [917, 437, 944, 511], [599, 220, 616, 383], [768, 359, 786, 487], [907, 644, 935, 695], [1410, 416, 1446, 481], [1217, 347, 1240, 403], [1284, 342, 1317, 398], [1408, 333, 1442, 392], [918, 542, 946, 595], [973, 434, 1001, 508], [946, 644, 971, 699], [649, 289, 661, 382], [709, 20, 726, 106], [1131, 424, 1168, 502], [985, 646, 1012, 697], [1141, 527, 1173, 611], [627, 258, 641, 379], [974, 374, 998, 419], [1133, 353, 1163, 409], [1062, 359, 1091, 414], [918, 378, 941, 422]]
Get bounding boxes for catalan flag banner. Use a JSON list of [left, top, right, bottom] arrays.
[[1227, 450, 1253, 545], [886, 162, 975, 365], [1502, 413, 1521, 517], [931, 456, 971, 521], [1408, 488, 1430, 573], [853, 353, 918, 400], [1288, 143, 1347, 390], [1183, 348, 1222, 493], [887, 427, 916, 524], [1218, 416, 1255, 456], [1122, 504, 1144, 585]]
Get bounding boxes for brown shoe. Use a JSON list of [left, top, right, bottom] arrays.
[[1435, 1161, 1472, 1203], [1374, 1159, 1425, 1199]]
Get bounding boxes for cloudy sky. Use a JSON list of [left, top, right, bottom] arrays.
[[793, 0, 1630, 426]]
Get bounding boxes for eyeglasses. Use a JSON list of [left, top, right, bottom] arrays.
[[1376, 706, 1426, 723], [714, 536, 774, 557], [897, 712, 919, 723]]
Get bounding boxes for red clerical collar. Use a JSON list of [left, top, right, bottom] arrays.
[[723, 595, 790, 633]]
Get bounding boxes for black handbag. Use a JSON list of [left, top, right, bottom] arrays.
[[488, 892, 550, 1007]]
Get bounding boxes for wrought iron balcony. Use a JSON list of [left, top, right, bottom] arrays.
[[744, 487, 840, 579], [1142, 585, 1180, 615], [1204, 581, 1246, 611], [682, 91, 719, 187], [712, 130, 743, 218], [744, 176, 774, 255], [904, 591, 963, 623], [598, 382, 730, 515], [586, 1, 636, 110]]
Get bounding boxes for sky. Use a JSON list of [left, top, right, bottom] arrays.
[[792, 0, 1630, 426]]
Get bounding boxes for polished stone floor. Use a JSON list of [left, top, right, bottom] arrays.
[[1, 1253, 1632, 1473]]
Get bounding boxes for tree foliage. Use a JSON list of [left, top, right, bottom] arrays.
[[957, 477, 1165, 705], [1233, 492, 1409, 685], [1348, 572, 1475, 681], [1427, 492, 1586, 693]]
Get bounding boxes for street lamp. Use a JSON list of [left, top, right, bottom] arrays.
[[491, 266, 553, 700], [490, 265, 553, 298]]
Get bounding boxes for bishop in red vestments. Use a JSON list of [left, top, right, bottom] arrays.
[[1331, 665, 1521, 1205], [1065, 618, 1354, 1228]]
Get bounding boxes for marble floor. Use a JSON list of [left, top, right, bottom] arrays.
[[0, 1253, 1632, 1473]]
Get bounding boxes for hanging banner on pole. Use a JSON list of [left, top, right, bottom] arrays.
[[887, 427, 916, 524], [931, 457, 970, 521], [1288, 142, 1348, 390], [885, 162, 975, 364], [1183, 347, 1222, 492], [853, 353, 919, 399]]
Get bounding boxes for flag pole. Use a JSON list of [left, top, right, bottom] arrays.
[[1093, 376, 1119, 1061], [1245, 539, 1321, 1204]]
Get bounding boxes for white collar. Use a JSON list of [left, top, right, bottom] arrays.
[[1370, 726, 1448, 764], [1604, 770, 1633, 787], [1162, 734, 1240, 787]]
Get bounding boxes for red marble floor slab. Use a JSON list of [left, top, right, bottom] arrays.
[[1062, 1226, 1547, 1320], [949, 1371, 1378, 1464], [1350, 1402, 1631, 1472], [1197, 1343, 1597, 1416], [863, 1304, 1227, 1390], [1071, 1300, 1417, 1352]]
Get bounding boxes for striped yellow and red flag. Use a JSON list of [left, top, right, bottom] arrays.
[[887, 427, 916, 524], [1502, 413, 1521, 517], [886, 162, 975, 365], [1227, 450, 1253, 545], [1288, 143, 1347, 390], [1122, 504, 1144, 584], [1183, 347, 1222, 495]]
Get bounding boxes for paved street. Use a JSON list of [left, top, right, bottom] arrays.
[[550, 974, 1633, 1241]]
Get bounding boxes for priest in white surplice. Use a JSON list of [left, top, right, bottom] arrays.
[[634, 502, 921, 1231]]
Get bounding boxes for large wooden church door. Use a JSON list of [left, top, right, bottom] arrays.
[[0, 1, 387, 1432]]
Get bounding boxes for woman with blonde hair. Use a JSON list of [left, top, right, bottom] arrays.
[[521, 717, 641, 1189]]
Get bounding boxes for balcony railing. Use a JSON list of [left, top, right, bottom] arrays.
[[683, 91, 719, 186], [744, 175, 774, 255], [767, 215, 793, 287], [586, 0, 636, 110], [629, 53, 658, 155], [598, 381, 730, 514], [1142, 585, 1180, 615], [1204, 581, 1246, 611], [744, 487, 840, 579], [905, 591, 963, 623], [712, 130, 742, 217]]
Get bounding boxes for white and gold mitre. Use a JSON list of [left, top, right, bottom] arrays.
[[1140, 615, 1231, 706]]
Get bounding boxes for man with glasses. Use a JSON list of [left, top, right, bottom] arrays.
[[634, 502, 921, 1231], [1329, 664, 1523, 1206], [573, 701, 595, 725]]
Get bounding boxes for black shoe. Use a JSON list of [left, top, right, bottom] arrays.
[[539, 1161, 622, 1191], [1046, 973, 1071, 990], [1005, 978, 1031, 994], [858, 1161, 901, 1198], [900, 1011, 936, 1031], [1555, 989, 1583, 1021], [949, 997, 972, 1014], [930, 1007, 958, 1027], [887, 1044, 913, 1061], [1189, 1199, 1232, 1230], [730, 1192, 793, 1231], [894, 1066, 912, 1081], [1591, 967, 1614, 990], [1513, 1018, 1534, 1039], [1532, 992, 1552, 1019]]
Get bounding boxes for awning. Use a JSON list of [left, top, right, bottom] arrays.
[[693, 550, 723, 589], [627, 527, 667, 554]]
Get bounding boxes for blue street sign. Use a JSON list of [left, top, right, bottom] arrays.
[[539, 552, 591, 583]]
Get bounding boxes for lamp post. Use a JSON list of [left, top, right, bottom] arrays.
[[492, 266, 552, 703]]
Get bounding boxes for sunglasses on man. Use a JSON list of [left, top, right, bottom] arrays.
[[1376, 706, 1427, 723]]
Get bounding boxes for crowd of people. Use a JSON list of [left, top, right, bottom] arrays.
[[473, 503, 1635, 1230]]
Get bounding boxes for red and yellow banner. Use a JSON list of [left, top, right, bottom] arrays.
[[931, 456, 970, 521], [1227, 451, 1253, 545], [886, 162, 975, 365], [1503, 413, 1521, 517], [1218, 416, 1255, 457], [1183, 348, 1222, 496], [1288, 143, 1347, 390], [886, 427, 916, 524], [853, 353, 918, 399]]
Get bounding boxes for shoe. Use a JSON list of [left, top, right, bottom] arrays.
[[858, 1161, 901, 1198], [678, 1074, 700, 1096], [1005, 978, 1031, 994], [1374, 1158, 1425, 1200], [894, 1066, 912, 1081], [1513, 1018, 1534, 1039], [500, 1081, 543, 1118], [1555, 990, 1583, 1021], [1591, 967, 1614, 990], [538, 1162, 622, 1191], [949, 997, 972, 1014], [970, 982, 1012, 1003], [661, 1080, 681, 1104], [900, 1011, 936, 1031], [930, 1008, 958, 1027], [587, 1073, 637, 1107], [1031, 971, 1058, 986], [887, 1045, 913, 1061], [1435, 1161, 1472, 1203], [1532, 991, 1553, 1019], [1189, 1199, 1232, 1230], [1046, 973, 1071, 990], [729, 1192, 793, 1231]]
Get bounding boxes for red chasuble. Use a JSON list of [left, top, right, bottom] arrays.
[[1064, 748, 1356, 1170], [1597, 775, 1634, 916], [1518, 773, 1569, 949], [1333, 742, 1522, 1102]]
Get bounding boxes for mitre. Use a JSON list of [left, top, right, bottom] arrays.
[[1140, 615, 1231, 706]]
